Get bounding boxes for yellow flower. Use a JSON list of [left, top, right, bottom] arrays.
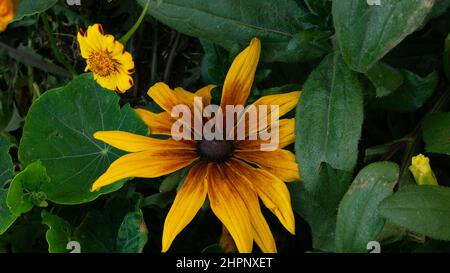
[[91, 38, 301, 253], [0, 0, 17, 32], [409, 154, 438, 186], [77, 24, 135, 93]]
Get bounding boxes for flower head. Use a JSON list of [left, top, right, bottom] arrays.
[[91, 38, 301, 253], [0, 0, 16, 32], [409, 154, 438, 186], [77, 24, 135, 93]]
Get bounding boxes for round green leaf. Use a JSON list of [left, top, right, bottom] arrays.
[[19, 73, 147, 204]]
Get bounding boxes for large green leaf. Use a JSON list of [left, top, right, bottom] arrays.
[[0, 136, 16, 235], [295, 52, 363, 193], [7, 161, 50, 216], [18, 73, 147, 204], [333, 0, 436, 72], [336, 162, 399, 253], [13, 0, 58, 22], [423, 112, 450, 155], [380, 185, 450, 241], [375, 71, 438, 113], [138, 0, 331, 63]]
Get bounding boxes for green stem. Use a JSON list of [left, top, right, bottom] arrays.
[[41, 13, 77, 78], [397, 89, 450, 186], [120, 0, 151, 44]]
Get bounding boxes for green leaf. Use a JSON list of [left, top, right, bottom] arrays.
[[0, 42, 70, 78], [41, 210, 73, 253], [18, 73, 147, 204], [13, 0, 58, 22], [138, 0, 330, 63], [375, 71, 438, 112], [295, 52, 363, 193], [333, 0, 436, 72], [444, 33, 450, 82], [430, 0, 450, 18], [159, 168, 188, 193], [74, 193, 147, 253], [0, 135, 14, 185], [0, 189, 17, 235], [366, 62, 404, 98], [336, 162, 399, 253], [289, 165, 353, 252], [380, 185, 450, 241], [0, 136, 16, 235], [116, 210, 148, 253], [6, 161, 50, 217], [422, 112, 450, 155], [42, 193, 148, 253]]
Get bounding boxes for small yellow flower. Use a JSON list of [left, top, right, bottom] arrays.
[[91, 38, 301, 253], [77, 24, 135, 93], [409, 154, 438, 186], [0, 0, 17, 32]]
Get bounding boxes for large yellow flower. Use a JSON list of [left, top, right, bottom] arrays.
[[0, 0, 16, 32], [77, 24, 135, 93], [91, 38, 301, 253]]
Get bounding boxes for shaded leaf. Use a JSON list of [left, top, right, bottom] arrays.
[[13, 0, 58, 22], [333, 0, 435, 72], [138, 0, 330, 63], [375, 71, 438, 112], [422, 112, 450, 155]]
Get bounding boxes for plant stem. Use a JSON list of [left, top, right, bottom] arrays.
[[397, 89, 450, 186], [120, 0, 151, 45], [164, 31, 181, 82], [41, 13, 77, 78]]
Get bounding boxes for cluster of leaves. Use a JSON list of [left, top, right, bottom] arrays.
[[0, 0, 449, 253]]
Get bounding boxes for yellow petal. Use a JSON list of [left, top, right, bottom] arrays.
[[252, 91, 301, 118], [221, 38, 261, 108], [148, 82, 197, 113], [91, 150, 198, 191], [228, 158, 295, 234], [93, 131, 195, 152], [162, 162, 208, 252], [134, 108, 174, 136], [195, 85, 216, 106], [234, 91, 301, 139], [234, 149, 299, 182], [234, 118, 295, 150], [207, 163, 253, 253], [220, 162, 277, 253]]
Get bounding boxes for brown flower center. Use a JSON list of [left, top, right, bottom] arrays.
[[198, 140, 234, 163], [88, 51, 117, 77]]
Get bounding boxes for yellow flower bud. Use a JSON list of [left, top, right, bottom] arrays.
[[409, 154, 438, 186]]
